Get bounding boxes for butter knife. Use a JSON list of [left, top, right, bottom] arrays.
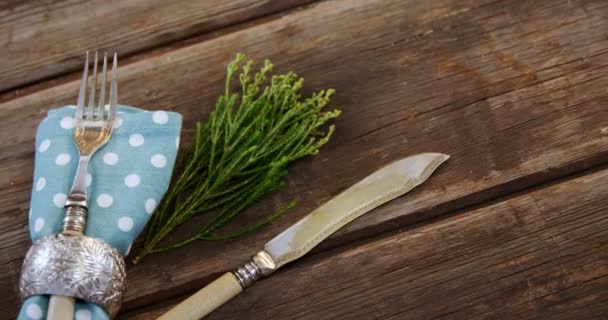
[[157, 152, 449, 320]]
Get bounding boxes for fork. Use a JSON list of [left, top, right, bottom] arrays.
[[47, 51, 118, 320], [62, 51, 117, 234]]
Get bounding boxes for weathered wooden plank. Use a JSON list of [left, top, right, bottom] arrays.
[[2, 0, 608, 317], [0, 0, 316, 92], [123, 167, 608, 319]]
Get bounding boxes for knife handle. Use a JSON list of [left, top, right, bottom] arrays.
[[158, 252, 276, 320], [47, 295, 75, 320], [157, 273, 242, 320]]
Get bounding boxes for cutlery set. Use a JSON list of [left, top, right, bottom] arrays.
[[18, 52, 448, 319]]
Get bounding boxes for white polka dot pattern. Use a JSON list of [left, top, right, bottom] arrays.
[[26, 302, 43, 319], [55, 153, 71, 166], [129, 133, 144, 147], [124, 174, 141, 188], [27, 105, 181, 266], [38, 139, 51, 152], [75, 309, 92, 320], [150, 154, 167, 168], [118, 216, 134, 232], [145, 198, 157, 214], [34, 217, 45, 232], [103, 152, 119, 165], [60, 116, 74, 129], [53, 193, 67, 208], [153, 111, 169, 124], [97, 194, 113, 208], [35, 177, 46, 191]]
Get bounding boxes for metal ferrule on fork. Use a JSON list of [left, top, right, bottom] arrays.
[[62, 206, 87, 234], [64, 153, 91, 234]]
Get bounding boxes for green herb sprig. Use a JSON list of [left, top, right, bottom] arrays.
[[133, 54, 340, 262]]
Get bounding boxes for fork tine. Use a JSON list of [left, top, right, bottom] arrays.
[[86, 51, 98, 119], [108, 52, 118, 122], [96, 52, 108, 120], [76, 51, 89, 121]]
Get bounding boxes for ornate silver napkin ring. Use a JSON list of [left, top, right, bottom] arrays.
[[19, 233, 126, 318]]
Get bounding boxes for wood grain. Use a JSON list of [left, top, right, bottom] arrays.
[[0, 0, 316, 92], [123, 166, 608, 319], [1, 0, 608, 318]]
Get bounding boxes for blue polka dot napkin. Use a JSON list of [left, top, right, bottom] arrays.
[[18, 105, 182, 320]]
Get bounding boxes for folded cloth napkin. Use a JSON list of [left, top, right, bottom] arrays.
[[18, 105, 182, 320]]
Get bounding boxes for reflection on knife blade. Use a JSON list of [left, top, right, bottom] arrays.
[[266, 152, 450, 268]]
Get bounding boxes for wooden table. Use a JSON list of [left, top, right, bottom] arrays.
[[2, 1, 608, 319]]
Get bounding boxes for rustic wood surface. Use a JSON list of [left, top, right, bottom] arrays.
[[0, 0, 315, 92], [125, 166, 608, 320], [1, 0, 607, 319]]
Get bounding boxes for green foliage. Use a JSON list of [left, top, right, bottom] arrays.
[[133, 54, 340, 262]]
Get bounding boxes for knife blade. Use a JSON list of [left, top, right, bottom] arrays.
[[157, 152, 449, 320]]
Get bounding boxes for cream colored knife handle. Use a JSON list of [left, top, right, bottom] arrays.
[[158, 273, 243, 320], [47, 295, 75, 320]]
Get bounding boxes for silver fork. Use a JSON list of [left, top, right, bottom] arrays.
[[47, 51, 118, 320], [63, 51, 118, 234]]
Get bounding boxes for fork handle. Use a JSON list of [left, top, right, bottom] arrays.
[[47, 296, 76, 320], [46, 221, 83, 320], [66, 155, 91, 208], [47, 155, 91, 320]]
